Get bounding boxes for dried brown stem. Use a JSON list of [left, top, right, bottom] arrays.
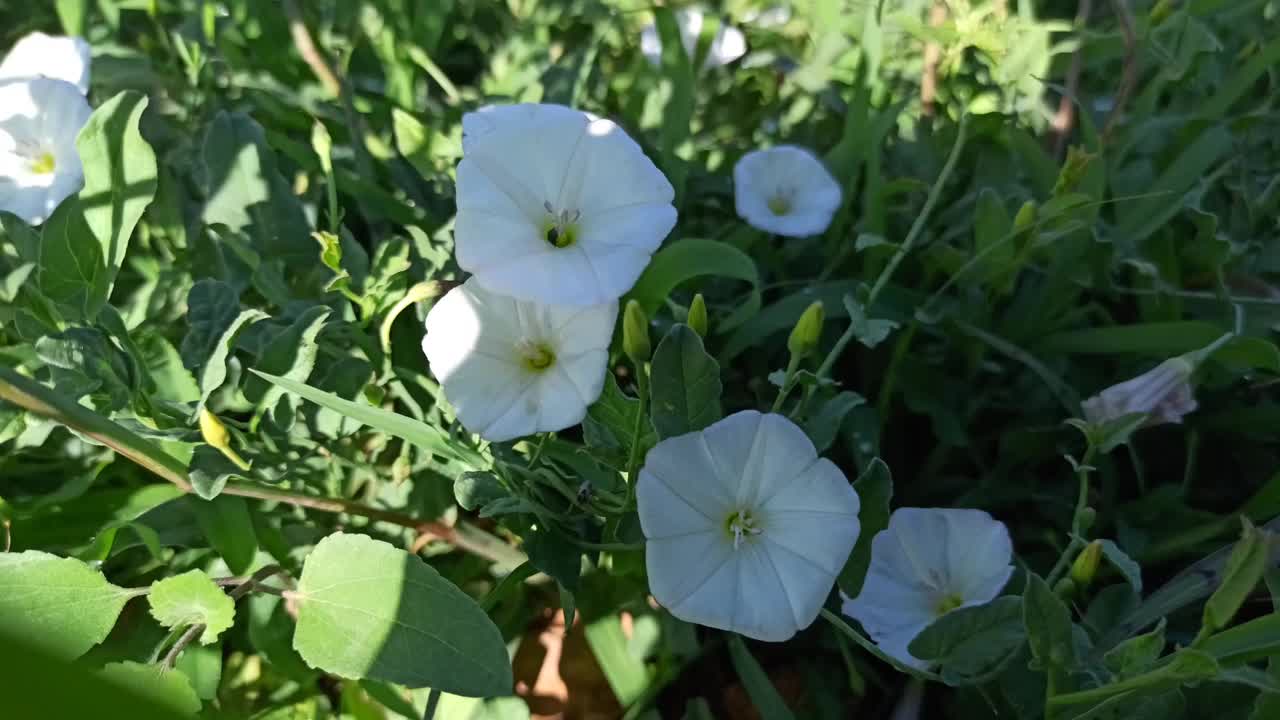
[[1051, 0, 1094, 158], [281, 0, 342, 98], [921, 2, 948, 117]]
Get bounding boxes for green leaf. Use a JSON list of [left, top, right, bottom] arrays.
[[35, 327, 135, 411], [1104, 619, 1167, 678], [37, 196, 105, 320], [243, 306, 331, 421], [1024, 573, 1076, 670], [76, 90, 157, 306], [97, 661, 202, 716], [1041, 323, 1280, 372], [1199, 612, 1280, 665], [1099, 539, 1144, 593], [292, 532, 512, 696], [908, 596, 1025, 686], [727, 634, 796, 720], [582, 373, 657, 460], [181, 279, 268, 416], [1114, 125, 1233, 246], [838, 458, 892, 596], [649, 324, 722, 439], [148, 569, 235, 645], [523, 528, 582, 625], [843, 294, 899, 349], [627, 238, 760, 329], [454, 471, 507, 512], [193, 495, 258, 575], [803, 391, 866, 454], [0, 550, 133, 660], [252, 370, 480, 466], [583, 615, 649, 706], [654, 6, 695, 199], [1203, 519, 1268, 634], [201, 111, 314, 262], [188, 445, 247, 500], [174, 643, 223, 701]]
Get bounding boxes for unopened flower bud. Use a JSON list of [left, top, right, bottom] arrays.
[[311, 120, 333, 175], [1013, 200, 1037, 235], [1078, 507, 1097, 533], [1149, 0, 1174, 25], [687, 294, 708, 338], [1081, 356, 1196, 428], [787, 301, 824, 358], [1052, 146, 1096, 197], [199, 407, 251, 471], [1070, 540, 1103, 589], [1053, 577, 1077, 599], [623, 300, 651, 365]]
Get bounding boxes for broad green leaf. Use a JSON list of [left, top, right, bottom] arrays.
[[649, 324, 722, 439], [522, 528, 582, 625], [432, 695, 531, 720], [0, 550, 133, 659], [727, 634, 797, 720], [174, 643, 223, 701], [843, 294, 900, 349], [582, 373, 657, 461], [838, 458, 892, 596], [148, 569, 235, 645], [35, 327, 135, 411], [292, 532, 512, 696], [909, 596, 1025, 686], [181, 279, 268, 416], [192, 495, 258, 575], [243, 306, 331, 421], [1104, 619, 1167, 678], [454, 472, 506, 512], [1203, 519, 1268, 634], [76, 90, 157, 305], [1040, 322, 1280, 372], [583, 615, 649, 706], [1099, 539, 1144, 593], [37, 196, 104, 320], [252, 370, 480, 466], [803, 391, 866, 453], [201, 111, 314, 262], [1024, 573, 1076, 670], [97, 661, 202, 716], [1115, 125, 1233, 245], [626, 238, 760, 330], [187, 445, 247, 500]]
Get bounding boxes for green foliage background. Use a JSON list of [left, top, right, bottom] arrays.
[[2, 0, 1280, 718]]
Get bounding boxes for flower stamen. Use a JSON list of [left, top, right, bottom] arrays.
[[542, 201, 581, 248], [726, 509, 763, 550], [516, 339, 557, 372], [29, 151, 56, 175], [935, 592, 964, 616]]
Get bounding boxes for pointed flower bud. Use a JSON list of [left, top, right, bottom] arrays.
[[1013, 200, 1037, 235], [623, 300, 651, 365], [1081, 356, 1196, 427], [1070, 540, 1103, 589], [199, 407, 251, 471], [687, 293, 708, 338], [787, 300, 824, 358]]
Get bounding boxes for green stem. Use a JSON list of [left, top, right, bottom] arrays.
[[625, 368, 650, 485], [770, 353, 803, 413], [0, 366, 524, 568], [795, 313, 863, 417], [864, 115, 969, 309], [1047, 445, 1097, 586]]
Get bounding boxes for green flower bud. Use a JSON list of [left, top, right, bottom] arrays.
[[1052, 146, 1096, 197], [787, 301, 824, 358], [1053, 577, 1077, 599], [1070, 540, 1103, 589], [311, 120, 333, 175], [623, 300, 651, 364], [687, 294, 708, 338], [199, 407, 251, 471], [1078, 507, 1097, 533], [1013, 200, 1037, 234], [1149, 0, 1174, 26]]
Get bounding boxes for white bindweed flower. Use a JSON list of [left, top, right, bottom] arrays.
[[637, 410, 861, 642], [843, 508, 1014, 669], [455, 103, 676, 307], [1081, 356, 1196, 427], [421, 277, 616, 442], [640, 8, 747, 69], [0, 78, 92, 225], [0, 32, 91, 94], [734, 146, 842, 237]]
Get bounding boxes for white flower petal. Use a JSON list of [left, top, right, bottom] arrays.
[[0, 78, 91, 225], [638, 411, 861, 642], [0, 33, 91, 94], [455, 103, 675, 306], [421, 278, 614, 442], [733, 145, 843, 237], [640, 9, 746, 70], [844, 507, 1014, 667]]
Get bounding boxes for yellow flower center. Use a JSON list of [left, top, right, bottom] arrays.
[[517, 340, 556, 372], [725, 509, 762, 549], [542, 202, 581, 248], [935, 593, 964, 616], [767, 193, 792, 216], [29, 152, 56, 175]]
